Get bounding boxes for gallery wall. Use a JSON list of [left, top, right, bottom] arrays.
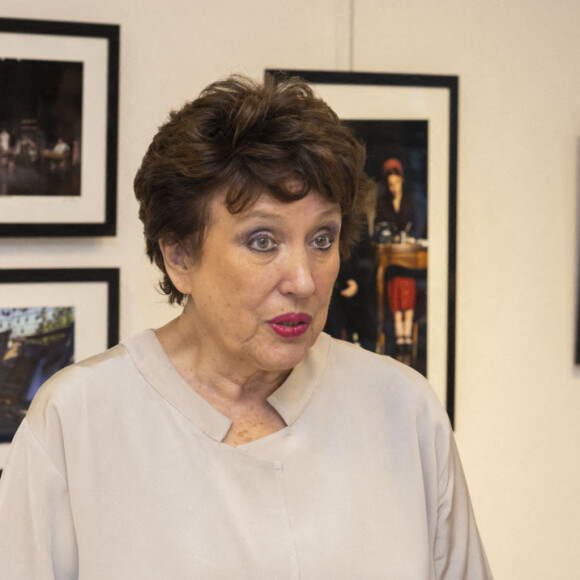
[[1, 0, 579, 577]]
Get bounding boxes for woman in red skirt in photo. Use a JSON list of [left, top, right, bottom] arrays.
[[376, 158, 419, 353]]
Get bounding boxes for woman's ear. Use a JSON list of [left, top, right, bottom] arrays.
[[158, 239, 193, 295]]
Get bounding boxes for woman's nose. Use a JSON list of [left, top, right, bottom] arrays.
[[278, 249, 316, 297]]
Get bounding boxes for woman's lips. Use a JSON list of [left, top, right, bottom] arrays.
[[267, 313, 312, 338]]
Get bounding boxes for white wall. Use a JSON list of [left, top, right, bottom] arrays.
[[1, 0, 579, 577]]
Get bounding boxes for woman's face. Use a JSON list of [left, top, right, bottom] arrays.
[[170, 190, 342, 376], [387, 174, 403, 197]]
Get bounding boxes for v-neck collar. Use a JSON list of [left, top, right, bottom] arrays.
[[122, 329, 331, 443]]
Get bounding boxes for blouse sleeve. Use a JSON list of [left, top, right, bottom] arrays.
[[0, 419, 79, 579], [433, 429, 494, 579]]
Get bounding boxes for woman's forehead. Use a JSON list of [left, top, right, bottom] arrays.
[[211, 189, 341, 224]]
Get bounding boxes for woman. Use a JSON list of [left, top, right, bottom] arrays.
[[376, 158, 422, 354], [0, 75, 492, 578]]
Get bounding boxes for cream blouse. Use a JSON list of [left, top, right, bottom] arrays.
[[0, 330, 492, 579]]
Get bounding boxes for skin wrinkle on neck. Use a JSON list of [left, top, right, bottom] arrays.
[[156, 320, 288, 447]]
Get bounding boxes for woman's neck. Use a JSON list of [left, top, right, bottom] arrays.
[[154, 316, 289, 404], [155, 316, 289, 447], [392, 191, 402, 212]]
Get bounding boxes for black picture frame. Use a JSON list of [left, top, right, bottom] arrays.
[[267, 69, 458, 425], [0, 268, 119, 443], [0, 17, 119, 236]]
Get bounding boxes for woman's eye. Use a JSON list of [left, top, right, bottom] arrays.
[[312, 233, 334, 250], [248, 234, 277, 252]]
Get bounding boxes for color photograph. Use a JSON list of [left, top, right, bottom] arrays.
[[0, 306, 74, 441], [325, 119, 429, 375], [267, 69, 458, 418], [0, 267, 119, 444]]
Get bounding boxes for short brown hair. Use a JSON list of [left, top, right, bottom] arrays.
[[134, 73, 372, 304]]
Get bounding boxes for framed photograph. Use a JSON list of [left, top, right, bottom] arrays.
[[0, 17, 119, 236], [267, 69, 458, 423], [0, 268, 119, 444]]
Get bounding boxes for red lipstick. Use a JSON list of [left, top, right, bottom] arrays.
[[268, 313, 312, 338]]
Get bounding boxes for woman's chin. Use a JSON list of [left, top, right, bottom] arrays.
[[257, 333, 318, 372]]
